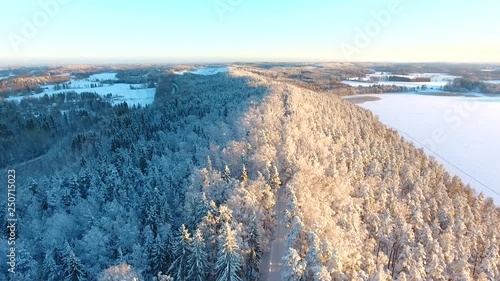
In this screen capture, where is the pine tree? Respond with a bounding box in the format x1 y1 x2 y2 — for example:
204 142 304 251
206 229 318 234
223 165 231 183
99 262 140 281
245 219 262 281
425 240 445 281
62 242 86 281
216 223 242 281
198 207 220 276
408 243 426 280
168 225 193 280
282 247 306 281
240 164 248 183
270 165 281 190
151 230 171 276
397 272 408 281
187 228 208 281
305 231 322 280
206 156 213 172
43 248 63 281
312 265 330 281
477 243 499 280
372 264 391 281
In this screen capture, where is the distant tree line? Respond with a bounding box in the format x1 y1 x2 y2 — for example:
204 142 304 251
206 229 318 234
0 75 70 96
444 78 500 94
388 75 431 82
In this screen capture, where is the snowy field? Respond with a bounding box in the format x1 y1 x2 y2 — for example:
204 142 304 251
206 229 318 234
63 72 118 89
7 83 155 106
342 80 448 89
175 67 230 76
87 72 118 81
6 72 155 106
343 72 460 90
0 74 15 80
349 93 500 204
485 80 500 84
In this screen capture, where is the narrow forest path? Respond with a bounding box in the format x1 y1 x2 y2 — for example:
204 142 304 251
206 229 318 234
260 184 286 280
171 82 179 94
0 153 48 174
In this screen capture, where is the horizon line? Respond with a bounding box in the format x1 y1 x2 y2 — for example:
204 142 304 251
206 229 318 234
1 60 500 68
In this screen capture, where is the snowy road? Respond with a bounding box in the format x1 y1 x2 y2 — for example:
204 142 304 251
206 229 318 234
260 186 286 280
172 82 179 94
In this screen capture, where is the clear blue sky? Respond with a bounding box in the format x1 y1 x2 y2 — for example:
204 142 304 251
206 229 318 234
1 0 499 64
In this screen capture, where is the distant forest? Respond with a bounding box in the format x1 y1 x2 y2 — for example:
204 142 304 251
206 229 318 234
444 78 500 94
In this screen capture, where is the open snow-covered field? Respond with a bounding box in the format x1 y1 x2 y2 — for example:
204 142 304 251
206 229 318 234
6 72 155 106
7 83 155 106
342 80 449 89
87 72 118 81
6 67 232 106
175 67 230 76
343 72 460 90
348 93 500 204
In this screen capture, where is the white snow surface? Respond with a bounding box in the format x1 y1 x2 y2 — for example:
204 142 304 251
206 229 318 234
5 72 154 106
354 93 500 205
342 80 448 89
485 80 500 84
175 67 230 76
0 74 15 80
63 72 118 88
343 72 460 89
87 72 118 81
7 83 155 106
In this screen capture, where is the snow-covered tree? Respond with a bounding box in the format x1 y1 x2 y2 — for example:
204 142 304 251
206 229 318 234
477 243 499 280
282 247 306 281
168 224 193 280
150 226 172 276
305 231 323 279
99 263 139 281
241 164 248 183
187 228 208 281
215 223 242 281
244 219 262 281
270 164 281 190
62 242 86 281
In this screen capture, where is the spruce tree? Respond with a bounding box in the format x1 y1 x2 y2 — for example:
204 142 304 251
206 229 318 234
270 165 281 190
187 228 208 281
168 225 192 280
240 164 248 183
62 242 86 281
216 223 242 281
245 219 262 281
282 247 306 281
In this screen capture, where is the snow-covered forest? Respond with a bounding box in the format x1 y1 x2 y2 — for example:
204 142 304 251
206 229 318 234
0 68 498 280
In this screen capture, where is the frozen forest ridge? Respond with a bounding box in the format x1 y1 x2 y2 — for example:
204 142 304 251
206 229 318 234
0 66 498 280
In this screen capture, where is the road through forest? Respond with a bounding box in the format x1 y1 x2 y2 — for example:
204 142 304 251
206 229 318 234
260 185 286 280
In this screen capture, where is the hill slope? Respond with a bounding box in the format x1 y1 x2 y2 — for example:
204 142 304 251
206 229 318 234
234 68 499 280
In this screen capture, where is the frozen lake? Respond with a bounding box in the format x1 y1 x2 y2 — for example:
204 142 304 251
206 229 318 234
347 93 500 204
